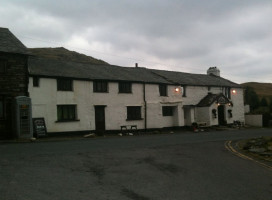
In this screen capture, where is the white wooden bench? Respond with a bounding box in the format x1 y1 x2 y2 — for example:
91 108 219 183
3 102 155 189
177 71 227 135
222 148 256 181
120 125 138 135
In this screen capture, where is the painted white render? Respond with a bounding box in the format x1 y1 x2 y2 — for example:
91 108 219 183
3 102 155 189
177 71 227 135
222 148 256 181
145 84 183 128
29 78 184 132
182 86 245 126
29 76 245 133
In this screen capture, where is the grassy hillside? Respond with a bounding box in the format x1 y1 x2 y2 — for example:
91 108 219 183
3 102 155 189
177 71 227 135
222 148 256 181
241 82 272 100
28 47 109 65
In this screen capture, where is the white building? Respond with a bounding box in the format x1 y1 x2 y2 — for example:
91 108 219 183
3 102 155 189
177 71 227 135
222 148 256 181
28 57 244 134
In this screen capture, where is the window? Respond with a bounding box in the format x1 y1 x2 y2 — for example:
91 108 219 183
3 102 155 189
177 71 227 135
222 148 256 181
225 87 231 98
0 60 7 73
127 106 142 120
182 86 187 97
33 77 40 87
0 97 4 119
93 81 108 93
162 106 174 116
159 84 167 96
119 82 132 93
57 79 73 91
57 105 77 121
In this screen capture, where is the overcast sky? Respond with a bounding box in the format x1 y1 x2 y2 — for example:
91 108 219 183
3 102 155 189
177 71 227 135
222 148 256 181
1 0 272 83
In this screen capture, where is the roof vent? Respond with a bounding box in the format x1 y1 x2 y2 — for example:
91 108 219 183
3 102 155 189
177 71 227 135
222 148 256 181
207 67 220 76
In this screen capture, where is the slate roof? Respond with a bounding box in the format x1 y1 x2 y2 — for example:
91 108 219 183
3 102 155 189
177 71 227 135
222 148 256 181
0 28 28 54
28 56 241 87
28 56 172 84
149 69 241 88
197 93 231 107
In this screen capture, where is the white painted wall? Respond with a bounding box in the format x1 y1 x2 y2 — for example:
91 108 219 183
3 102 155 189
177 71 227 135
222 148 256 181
183 86 244 125
145 84 183 128
29 78 184 132
29 77 245 133
230 88 245 123
195 107 210 124
209 104 219 126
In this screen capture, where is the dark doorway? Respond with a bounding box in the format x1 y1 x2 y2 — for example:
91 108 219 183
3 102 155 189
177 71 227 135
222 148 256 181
218 105 225 125
0 97 13 139
95 106 106 132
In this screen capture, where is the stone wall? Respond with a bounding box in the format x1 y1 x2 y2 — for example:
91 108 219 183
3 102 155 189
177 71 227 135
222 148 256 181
0 52 28 139
0 52 28 96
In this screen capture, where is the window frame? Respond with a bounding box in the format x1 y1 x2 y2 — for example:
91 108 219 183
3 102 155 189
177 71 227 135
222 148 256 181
119 82 132 93
57 105 77 122
127 106 142 120
162 106 174 116
93 81 108 93
0 60 7 73
159 84 167 96
57 78 73 91
33 76 40 87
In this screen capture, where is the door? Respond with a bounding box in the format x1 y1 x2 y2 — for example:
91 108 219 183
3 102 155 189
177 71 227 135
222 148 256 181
95 106 106 132
218 105 225 125
0 97 12 139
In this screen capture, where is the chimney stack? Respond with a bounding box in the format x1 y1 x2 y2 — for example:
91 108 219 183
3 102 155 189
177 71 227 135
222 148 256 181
207 66 220 76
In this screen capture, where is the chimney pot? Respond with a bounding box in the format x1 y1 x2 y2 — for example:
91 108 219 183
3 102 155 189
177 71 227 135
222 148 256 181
135 63 138 67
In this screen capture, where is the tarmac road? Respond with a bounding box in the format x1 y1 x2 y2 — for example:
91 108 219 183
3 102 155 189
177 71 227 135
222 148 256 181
1 128 272 200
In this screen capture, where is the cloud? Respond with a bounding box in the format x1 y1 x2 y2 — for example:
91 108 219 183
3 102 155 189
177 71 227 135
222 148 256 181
1 0 272 83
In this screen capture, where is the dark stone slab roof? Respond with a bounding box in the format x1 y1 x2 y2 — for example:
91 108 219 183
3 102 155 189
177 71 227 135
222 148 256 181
149 69 241 88
0 28 28 54
28 56 241 87
197 93 231 107
28 56 172 84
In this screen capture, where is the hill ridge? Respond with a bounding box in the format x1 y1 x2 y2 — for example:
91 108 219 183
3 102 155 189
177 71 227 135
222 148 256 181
28 47 109 65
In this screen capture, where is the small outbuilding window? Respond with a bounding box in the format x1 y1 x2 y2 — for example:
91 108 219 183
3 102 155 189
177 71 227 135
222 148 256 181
162 106 174 116
127 106 142 120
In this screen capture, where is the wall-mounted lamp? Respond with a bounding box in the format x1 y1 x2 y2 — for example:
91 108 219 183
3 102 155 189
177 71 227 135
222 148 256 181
231 89 237 95
174 86 183 94
175 87 180 92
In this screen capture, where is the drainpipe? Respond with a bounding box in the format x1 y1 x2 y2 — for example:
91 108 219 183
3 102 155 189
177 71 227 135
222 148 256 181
143 83 147 132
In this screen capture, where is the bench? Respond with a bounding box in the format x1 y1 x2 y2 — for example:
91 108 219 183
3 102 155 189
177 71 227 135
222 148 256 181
120 125 138 135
